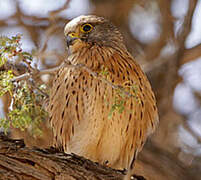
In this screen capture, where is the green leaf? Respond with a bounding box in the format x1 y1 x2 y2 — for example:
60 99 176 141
0 70 14 97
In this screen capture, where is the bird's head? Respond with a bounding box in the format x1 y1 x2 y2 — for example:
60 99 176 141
64 15 125 50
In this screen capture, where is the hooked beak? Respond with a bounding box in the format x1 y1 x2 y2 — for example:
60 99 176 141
66 32 80 47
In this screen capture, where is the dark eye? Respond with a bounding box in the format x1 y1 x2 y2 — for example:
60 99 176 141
83 25 91 32
81 24 93 33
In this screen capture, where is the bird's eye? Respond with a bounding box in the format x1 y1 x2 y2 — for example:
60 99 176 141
80 24 93 33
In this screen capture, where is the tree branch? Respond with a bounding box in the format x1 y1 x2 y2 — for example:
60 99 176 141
0 133 143 180
181 43 201 65
176 0 198 67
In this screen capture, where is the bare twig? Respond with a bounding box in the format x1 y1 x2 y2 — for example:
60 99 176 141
29 80 49 98
61 61 135 98
181 43 201 65
74 63 133 98
49 0 71 20
144 0 174 61
10 63 65 82
176 0 198 67
11 60 135 98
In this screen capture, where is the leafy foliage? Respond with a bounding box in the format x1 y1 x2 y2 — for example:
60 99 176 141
108 91 126 119
0 35 22 67
108 83 140 119
99 67 140 119
0 35 48 135
0 70 14 97
7 82 48 136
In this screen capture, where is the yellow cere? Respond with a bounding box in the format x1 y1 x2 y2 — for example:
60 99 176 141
69 32 80 38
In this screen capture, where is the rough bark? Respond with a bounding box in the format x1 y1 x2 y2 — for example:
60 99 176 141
0 133 144 180
0 132 200 180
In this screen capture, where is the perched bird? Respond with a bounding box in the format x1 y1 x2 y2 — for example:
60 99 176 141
48 15 158 171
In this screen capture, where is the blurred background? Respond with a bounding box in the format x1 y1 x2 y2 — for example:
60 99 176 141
0 0 201 179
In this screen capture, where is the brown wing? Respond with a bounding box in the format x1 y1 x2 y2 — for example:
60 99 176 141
86 46 159 168
114 50 159 150
48 67 81 151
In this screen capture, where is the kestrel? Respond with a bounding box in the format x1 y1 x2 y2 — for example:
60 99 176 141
48 15 159 171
